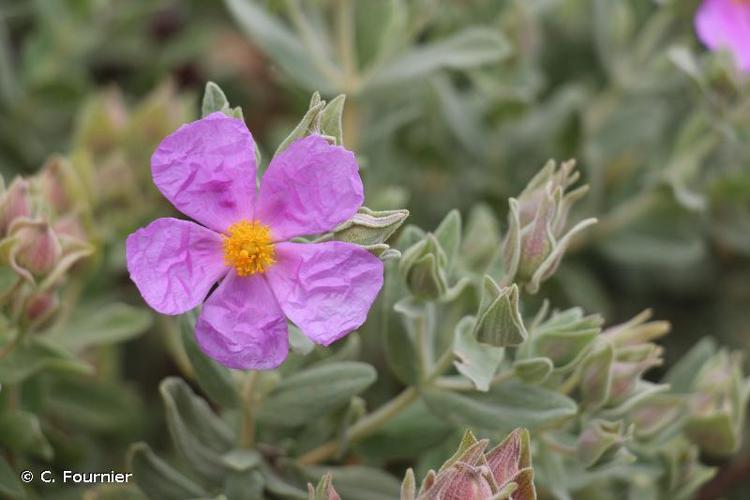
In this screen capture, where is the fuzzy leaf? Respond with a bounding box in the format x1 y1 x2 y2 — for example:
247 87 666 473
513 358 553 385
663 337 716 393
257 362 376 427
202 82 230 117
366 28 511 92
180 311 240 408
160 377 235 484
275 100 326 155
0 456 23 498
47 302 152 351
453 316 505 391
433 209 462 270
0 410 52 460
129 442 208 500
0 337 91 384
423 381 577 431
224 0 336 93
334 207 410 246
320 95 346 145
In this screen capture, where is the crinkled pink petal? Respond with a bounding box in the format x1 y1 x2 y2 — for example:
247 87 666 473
126 218 227 315
256 135 363 240
196 272 289 369
695 0 750 72
266 241 384 346
151 112 258 232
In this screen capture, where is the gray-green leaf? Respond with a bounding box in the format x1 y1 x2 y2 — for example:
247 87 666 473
180 311 240 409
422 380 577 430
334 207 410 246
257 362 376 427
160 377 235 483
47 302 152 351
365 28 511 92
129 442 208 500
224 0 337 93
453 316 504 392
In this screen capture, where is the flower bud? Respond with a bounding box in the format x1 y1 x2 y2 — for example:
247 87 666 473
35 155 86 214
577 419 633 468
23 290 59 328
0 178 32 236
522 306 603 373
74 87 128 155
606 352 662 407
502 160 596 294
53 214 88 241
659 437 716 498
429 463 494 500
399 234 449 300
7 220 62 279
602 309 670 347
474 278 526 347
579 338 615 410
308 472 341 500
415 429 536 500
684 350 748 456
629 394 685 439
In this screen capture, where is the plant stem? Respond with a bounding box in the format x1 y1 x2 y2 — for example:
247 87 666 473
335 0 363 151
335 0 357 83
297 319 460 466
414 310 430 380
240 371 260 448
297 386 418 465
0 326 26 360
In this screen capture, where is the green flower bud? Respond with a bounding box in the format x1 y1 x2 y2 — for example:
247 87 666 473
399 234 449 300
474 277 527 347
576 419 633 469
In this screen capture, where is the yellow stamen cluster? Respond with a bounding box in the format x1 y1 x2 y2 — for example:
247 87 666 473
222 220 275 276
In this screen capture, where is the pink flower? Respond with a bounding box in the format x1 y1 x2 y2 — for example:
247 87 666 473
695 0 750 73
125 112 384 370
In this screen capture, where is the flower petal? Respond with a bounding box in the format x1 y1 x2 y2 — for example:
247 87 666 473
256 135 363 240
196 273 289 370
267 241 384 345
695 0 750 72
151 112 258 232
126 218 227 315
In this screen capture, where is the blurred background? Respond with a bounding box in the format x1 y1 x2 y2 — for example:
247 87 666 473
0 0 748 498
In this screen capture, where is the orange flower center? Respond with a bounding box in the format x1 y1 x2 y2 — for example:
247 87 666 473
222 220 275 276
